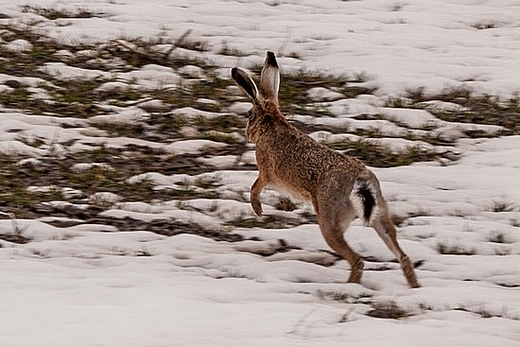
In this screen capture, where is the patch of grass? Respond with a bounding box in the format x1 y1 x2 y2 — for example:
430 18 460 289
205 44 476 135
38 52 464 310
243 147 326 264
0 25 66 71
0 144 228 219
1 23 209 75
490 199 516 212
193 175 222 190
171 29 209 53
0 181 63 218
0 88 30 105
352 121 451 145
142 113 189 139
65 165 125 194
218 42 246 57
494 247 511 256
489 231 507 244
0 214 31 244
103 87 143 104
367 301 410 319
0 29 217 118
195 114 246 133
316 290 373 304
225 213 307 229
391 3 406 11
20 5 103 20
150 75 234 113
406 131 453 146
47 78 109 116
284 51 301 59
95 122 148 139
109 33 210 69
385 97 410 108
201 131 242 145
436 242 476 255
329 139 439 167
391 214 408 227
455 306 502 319
472 21 497 30
405 87 520 135
392 207 433 226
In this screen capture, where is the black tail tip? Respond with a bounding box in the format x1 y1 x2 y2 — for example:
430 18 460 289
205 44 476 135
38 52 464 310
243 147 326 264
266 51 278 68
356 181 376 223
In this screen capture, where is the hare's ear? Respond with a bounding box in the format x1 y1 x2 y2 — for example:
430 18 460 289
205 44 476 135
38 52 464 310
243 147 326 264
231 67 259 103
260 51 280 99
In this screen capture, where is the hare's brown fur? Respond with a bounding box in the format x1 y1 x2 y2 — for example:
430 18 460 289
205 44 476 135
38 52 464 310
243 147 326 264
232 52 420 288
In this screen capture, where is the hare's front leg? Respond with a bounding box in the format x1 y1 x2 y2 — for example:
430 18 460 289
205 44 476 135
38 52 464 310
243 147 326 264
250 176 267 216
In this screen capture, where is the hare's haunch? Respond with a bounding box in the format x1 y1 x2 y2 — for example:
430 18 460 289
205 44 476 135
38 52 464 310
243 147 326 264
231 51 420 288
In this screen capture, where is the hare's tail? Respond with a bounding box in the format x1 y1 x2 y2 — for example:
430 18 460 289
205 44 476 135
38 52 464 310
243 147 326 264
350 176 378 226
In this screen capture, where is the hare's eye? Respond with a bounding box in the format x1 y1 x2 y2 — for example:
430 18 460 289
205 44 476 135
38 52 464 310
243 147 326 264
247 109 253 118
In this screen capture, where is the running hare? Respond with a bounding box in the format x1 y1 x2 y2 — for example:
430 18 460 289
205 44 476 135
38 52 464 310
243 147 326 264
231 51 420 288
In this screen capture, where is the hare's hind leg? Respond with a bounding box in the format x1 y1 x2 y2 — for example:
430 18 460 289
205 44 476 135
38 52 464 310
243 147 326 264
316 201 364 283
371 206 420 288
251 175 267 217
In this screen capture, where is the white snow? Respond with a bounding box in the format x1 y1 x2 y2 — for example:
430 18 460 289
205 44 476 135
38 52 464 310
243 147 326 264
88 107 147 126
4 38 32 52
1 1 520 346
164 139 227 155
117 64 182 90
39 62 109 80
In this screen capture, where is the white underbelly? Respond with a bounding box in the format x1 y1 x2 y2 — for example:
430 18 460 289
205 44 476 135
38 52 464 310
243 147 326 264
267 183 311 202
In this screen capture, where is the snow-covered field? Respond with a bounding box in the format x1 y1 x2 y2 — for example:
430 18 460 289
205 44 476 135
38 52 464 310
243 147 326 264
1 1 519 346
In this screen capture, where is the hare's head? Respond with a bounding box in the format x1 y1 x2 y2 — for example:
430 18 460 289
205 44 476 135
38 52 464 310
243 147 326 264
231 51 282 142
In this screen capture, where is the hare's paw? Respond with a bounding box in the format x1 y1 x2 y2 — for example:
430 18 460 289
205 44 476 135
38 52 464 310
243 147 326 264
251 200 263 217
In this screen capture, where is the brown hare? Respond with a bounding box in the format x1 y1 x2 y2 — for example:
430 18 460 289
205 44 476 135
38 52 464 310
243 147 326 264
231 51 420 288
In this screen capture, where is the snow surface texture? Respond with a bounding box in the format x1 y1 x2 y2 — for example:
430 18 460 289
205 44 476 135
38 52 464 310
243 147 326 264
3 0 520 97
0 1 520 346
